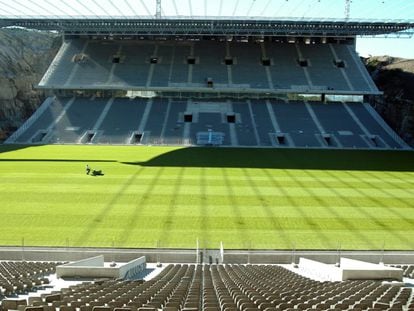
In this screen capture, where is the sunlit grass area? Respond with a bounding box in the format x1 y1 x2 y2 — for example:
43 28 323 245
0 144 413 250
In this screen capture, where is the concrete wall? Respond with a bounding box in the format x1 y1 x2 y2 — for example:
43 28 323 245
298 257 341 281
119 256 146 278
340 258 403 281
56 255 146 279
56 255 115 278
1 247 414 265
342 269 403 281
0 247 197 263
57 265 120 279
297 257 404 281
60 255 104 267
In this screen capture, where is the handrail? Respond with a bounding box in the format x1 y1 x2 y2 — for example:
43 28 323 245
5 96 55 144
39 41 70 86
363 102 411 149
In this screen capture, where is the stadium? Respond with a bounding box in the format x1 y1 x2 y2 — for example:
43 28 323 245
1 0 414 310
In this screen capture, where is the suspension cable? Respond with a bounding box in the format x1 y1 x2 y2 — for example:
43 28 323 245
272 0 289 17
91 0 113 18
260 0 272 16
138 0 153 17
26 0 60 18
232 0 240 17
246 0 256 17
288 0 308 18
3 0 46 17
123 0 139 17
107 0 126 18
73 0 101 18
0 4 19 18
172 0 179 16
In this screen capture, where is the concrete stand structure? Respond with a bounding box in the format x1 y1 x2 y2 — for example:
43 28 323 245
56 255 146 279
298 257 403 281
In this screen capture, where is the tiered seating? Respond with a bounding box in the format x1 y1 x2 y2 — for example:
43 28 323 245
69 41 119 86
27 37 406 149
265 43 308 89
150 43 174 87
161 100 186 145
8 97 408 150
14 97 69 144
346 102 403 149
8 264 414 311
111 42 154 87
96 98 148 145
230 42 268 89
143 98 169 145
169 44 191 85
48 98 107 144
232 101 258 146
331 44 378 93
202 265 220 310
0 261 58 296
192 41 228 86
40 39 376 94
311 101 369 148
298 43 349 91
41 40 85 87
390 265 414 279
270 100 322 147
249 100 276 147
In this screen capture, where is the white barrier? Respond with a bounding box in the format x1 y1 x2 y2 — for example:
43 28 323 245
56 255 146 279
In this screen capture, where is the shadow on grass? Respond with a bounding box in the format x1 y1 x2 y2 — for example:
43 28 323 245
125 147 414 171
0 159 116 163
0 144 37 154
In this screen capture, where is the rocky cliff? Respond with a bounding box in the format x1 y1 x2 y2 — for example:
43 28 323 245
0 28 59 141
365 56 414 147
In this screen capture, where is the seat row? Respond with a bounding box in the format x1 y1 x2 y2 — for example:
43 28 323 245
389 265 414 279
0 261 60 296
2 264 414 311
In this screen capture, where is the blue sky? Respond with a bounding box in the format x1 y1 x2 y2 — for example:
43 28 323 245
0 0 413 58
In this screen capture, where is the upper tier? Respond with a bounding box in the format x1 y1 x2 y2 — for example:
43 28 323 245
38 39 379 95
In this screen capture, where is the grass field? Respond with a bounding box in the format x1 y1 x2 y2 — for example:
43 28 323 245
0 144 414 250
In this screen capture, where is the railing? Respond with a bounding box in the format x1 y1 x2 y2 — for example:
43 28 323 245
363 102 411 149
39 41 70 86
347 46 379 93
4 96 55 144
145 137 194 146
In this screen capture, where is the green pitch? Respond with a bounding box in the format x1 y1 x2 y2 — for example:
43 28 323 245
0 144 413 250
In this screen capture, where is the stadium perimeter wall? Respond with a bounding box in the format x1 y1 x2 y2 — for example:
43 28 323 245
1 247 414 265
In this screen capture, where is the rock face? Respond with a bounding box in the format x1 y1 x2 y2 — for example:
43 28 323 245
365 56 414 147
0 28 59 141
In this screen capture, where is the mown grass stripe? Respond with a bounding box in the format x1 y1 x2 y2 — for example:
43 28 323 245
1 144 414 250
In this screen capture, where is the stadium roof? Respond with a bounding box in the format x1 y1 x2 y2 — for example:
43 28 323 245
0 0 413 37
0 0 414 20
1 17 414 37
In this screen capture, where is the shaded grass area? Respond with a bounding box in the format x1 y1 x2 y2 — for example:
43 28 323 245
136 148 414 171
2 144 414 171
0 144 413 250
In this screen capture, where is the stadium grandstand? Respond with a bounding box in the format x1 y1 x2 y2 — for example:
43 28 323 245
2 0 414 148
1 1 414 311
